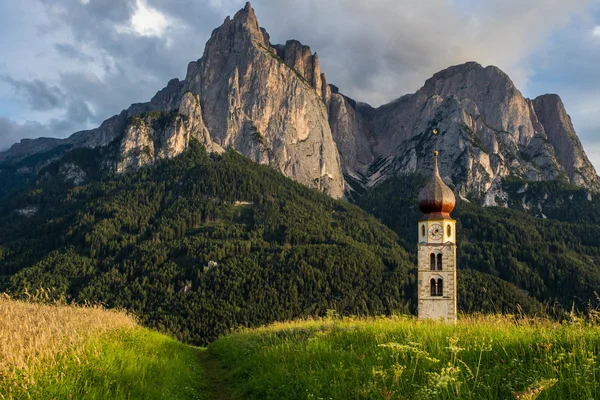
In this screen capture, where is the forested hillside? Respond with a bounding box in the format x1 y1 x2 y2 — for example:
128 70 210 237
0 141 579 345
358 175 600 312
0 142 418 344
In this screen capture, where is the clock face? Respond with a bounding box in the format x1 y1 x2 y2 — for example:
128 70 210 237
428 223 443 240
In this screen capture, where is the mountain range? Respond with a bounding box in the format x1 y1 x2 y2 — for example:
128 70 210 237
3 2 600 343
1 2 597 201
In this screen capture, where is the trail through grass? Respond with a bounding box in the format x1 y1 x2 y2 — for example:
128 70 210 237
198 349 231 400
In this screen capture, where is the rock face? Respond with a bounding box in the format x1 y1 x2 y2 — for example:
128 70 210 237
335 62 600 197
0 3 344 198
116 92 221 173
0 4 597 201
180 4 343 197
532 94 598 189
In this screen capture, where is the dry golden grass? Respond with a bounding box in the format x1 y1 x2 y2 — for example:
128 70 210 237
0 292 136 389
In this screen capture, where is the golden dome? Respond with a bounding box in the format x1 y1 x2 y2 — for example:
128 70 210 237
418 154 455 218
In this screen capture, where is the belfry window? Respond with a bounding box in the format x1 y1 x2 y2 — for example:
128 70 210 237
447 224 451 237
437 278 443 296
430 254 436 270
437 253 442 270
421 224 426 237
430 278 437 296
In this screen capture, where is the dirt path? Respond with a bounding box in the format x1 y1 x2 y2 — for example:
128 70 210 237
197 348 232 400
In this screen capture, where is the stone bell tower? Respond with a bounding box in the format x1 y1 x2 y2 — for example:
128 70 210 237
417 140 457 323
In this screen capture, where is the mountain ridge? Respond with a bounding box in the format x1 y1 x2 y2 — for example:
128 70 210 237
0 2 597 201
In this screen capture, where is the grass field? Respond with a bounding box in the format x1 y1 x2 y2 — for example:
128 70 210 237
208 314 600 400
0 295 209 400
4 296 600 399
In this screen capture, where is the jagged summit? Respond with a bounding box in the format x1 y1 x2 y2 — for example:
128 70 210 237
160 3 346 197
209 1 265 48
0 3 597 202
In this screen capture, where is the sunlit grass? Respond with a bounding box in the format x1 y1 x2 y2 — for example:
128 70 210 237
5 293 600 399
0 295 209 399
209 314 600 399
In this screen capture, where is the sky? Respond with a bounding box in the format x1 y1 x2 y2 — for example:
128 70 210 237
0 0 599 168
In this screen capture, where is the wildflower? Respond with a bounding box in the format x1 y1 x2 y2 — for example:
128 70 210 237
391 363 406 384
427 364 462 395
372 365 387 380
446 337 465 354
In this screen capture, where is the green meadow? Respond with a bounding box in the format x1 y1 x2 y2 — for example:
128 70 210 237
209 314 600 400
3 297 600 399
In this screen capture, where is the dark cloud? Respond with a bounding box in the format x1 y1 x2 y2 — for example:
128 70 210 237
23 0 214 132
54 43 95 63
2 76 66 111
243 0 593 104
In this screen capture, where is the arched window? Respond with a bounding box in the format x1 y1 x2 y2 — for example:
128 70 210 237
430 278 437 296
421 224 426 237
447 224 452 237
437 278 443 296
430 254 436 270
437 253 443 271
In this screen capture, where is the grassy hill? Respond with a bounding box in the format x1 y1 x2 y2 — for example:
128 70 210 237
0 295 208 399
5 297 599 400
0 142 574 347
208 314 600 400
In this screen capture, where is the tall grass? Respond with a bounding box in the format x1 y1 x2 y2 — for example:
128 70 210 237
0 294 209 399
209 314 600 399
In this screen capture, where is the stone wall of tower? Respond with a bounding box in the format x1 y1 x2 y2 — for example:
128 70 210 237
417 241 457 322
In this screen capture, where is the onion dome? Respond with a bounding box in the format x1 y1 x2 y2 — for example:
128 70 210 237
418 152 456 218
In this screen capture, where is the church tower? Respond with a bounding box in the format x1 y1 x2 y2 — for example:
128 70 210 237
417 145 457 323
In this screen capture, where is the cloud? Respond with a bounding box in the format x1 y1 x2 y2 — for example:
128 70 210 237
32 0 593 108
0 117 53 151
238 0 593 105
116 0 170 37
523 9 600 173
0 107 96 152
54 43 95 63
594 26 600 37
2 76 66 111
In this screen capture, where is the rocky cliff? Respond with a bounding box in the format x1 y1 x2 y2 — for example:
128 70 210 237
0 3 344 198
532 94 598 189
0 3 597 201
335 62 599 198
179 4 343 197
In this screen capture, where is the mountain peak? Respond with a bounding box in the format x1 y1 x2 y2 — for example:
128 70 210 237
205 1 265 54
231 1 263 41
1 6 598 201
423 61 515 92
235 1 258 22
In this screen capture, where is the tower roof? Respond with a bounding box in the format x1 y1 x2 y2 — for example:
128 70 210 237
418 152 456 218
